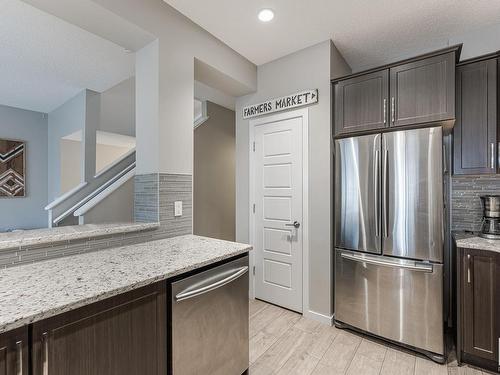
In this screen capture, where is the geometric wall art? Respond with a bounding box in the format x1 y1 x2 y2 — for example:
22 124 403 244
0 139 25 197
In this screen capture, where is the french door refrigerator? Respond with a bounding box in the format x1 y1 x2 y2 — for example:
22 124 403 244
334 126 444 362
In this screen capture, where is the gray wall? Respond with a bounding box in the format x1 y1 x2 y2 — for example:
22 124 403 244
48 91 87 201
100 77 136 137
0 104 48 231
235 40 351 318
450 22 500 61
194 101 235 241
48 85 135 202
89 0 256 176
83 178 134 224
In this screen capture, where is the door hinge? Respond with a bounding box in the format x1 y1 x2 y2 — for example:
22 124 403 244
253 141 255 152
253 266 256 275
253 204 256 213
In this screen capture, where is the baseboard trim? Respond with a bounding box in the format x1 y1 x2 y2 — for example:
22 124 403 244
302 309 334 326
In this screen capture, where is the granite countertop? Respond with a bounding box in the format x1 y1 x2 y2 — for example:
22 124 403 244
0 222 160 251
0 235 252 333
454 232 500 254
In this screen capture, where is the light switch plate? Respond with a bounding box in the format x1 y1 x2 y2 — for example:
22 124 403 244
174 201 183 217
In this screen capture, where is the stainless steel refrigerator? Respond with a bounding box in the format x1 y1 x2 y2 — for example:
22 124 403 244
334 126 444 362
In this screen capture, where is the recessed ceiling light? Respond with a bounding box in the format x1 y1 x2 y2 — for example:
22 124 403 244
258 9 274 22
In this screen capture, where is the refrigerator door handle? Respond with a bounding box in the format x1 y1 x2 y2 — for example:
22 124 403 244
382 147 389 238
374 149 380 237
340 252 434 273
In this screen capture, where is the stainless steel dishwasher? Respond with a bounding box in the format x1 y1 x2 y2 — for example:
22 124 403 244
170 255 249 375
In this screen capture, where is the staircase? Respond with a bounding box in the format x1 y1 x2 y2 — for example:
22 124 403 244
45 149 136 227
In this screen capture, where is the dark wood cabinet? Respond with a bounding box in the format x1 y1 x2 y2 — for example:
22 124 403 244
454 58 498 175
332 46 460 137
457 247 500 372
334 70 389 135
390 52 455 127
0 327 28 375
31 283 167 375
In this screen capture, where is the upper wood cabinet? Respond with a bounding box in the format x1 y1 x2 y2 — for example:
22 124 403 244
458 247 500 371
332 46 459 136
454 58 497 175
31 283 167 375
334 70 389 135
390 52 455 127
0 327 28 375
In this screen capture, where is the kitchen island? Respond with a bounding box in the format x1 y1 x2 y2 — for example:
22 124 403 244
0 235 252 374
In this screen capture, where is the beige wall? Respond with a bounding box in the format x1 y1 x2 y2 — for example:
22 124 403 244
61 138 133 194
60 139 82 195
194 101 235 241
95 143 133 174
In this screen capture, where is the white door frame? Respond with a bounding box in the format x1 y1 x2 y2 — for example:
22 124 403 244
248 107 309 315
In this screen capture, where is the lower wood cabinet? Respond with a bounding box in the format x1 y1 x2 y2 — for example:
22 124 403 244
31 282 166 375
457 247 500 372
0 327 28 375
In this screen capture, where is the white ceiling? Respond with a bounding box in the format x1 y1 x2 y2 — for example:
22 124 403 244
164 0 500 70
0 0 135 113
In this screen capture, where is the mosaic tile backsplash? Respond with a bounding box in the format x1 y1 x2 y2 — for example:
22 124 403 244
451 175 500 232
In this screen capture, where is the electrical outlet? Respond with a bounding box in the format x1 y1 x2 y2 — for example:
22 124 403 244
174 201 183 217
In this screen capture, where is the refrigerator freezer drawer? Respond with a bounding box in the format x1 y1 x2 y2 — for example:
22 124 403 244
335 249 444 355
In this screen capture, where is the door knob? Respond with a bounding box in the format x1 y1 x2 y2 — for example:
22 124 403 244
285 221 301 229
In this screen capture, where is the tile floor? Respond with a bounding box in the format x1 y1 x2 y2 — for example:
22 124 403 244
248 299 494 375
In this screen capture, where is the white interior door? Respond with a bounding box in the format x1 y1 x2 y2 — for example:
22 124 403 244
252 112 303 313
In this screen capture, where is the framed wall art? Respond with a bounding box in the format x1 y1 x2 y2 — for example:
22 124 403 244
0 139 26 198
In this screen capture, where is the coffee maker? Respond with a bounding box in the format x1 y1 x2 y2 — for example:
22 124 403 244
480 195 500 240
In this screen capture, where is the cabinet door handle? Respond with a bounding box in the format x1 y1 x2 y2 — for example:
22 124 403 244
497 142 500 169
383 99 387 124
16 340 22 375
490 143 495 169
467 254 471 284
443 145 448 174
42 332 49 375
391 97 395 124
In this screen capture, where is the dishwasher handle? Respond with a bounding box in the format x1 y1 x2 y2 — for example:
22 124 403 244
175 266 249 302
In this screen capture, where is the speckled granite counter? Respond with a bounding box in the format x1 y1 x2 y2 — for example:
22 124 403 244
454 232 500 254
0 235 251 334
0 222 159 251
